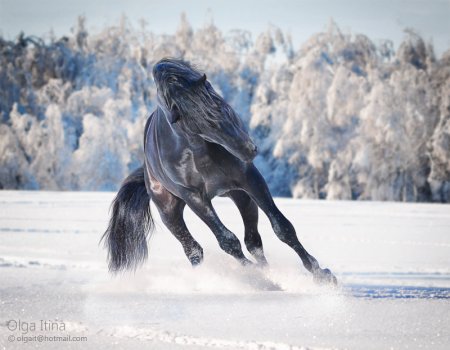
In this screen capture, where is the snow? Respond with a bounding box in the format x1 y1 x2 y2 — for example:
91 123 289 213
1 190 449 349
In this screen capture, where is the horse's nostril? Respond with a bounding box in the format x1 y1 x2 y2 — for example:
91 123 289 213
245 143 258 161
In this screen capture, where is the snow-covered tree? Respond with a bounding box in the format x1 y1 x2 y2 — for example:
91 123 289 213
0 15 449 202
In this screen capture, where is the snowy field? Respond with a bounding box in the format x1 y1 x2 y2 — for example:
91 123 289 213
0 190 449 349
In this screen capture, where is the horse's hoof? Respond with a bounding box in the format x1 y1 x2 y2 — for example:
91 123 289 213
313 268 338 286
190 256 203 267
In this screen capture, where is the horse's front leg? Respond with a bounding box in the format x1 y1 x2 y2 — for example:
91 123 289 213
182 191 252 266
227 190 268 266
241 165 337 285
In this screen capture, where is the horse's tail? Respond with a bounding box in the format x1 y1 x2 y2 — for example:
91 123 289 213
101 166 154 273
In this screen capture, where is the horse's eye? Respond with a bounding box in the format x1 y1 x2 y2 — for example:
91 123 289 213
168 77 178 84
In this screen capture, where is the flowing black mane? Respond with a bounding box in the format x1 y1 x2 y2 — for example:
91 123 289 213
153 58 243 134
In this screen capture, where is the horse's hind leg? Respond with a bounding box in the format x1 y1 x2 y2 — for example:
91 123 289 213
151 186 203 266
228 190 268 266
182 192 252 266
241 165 337 284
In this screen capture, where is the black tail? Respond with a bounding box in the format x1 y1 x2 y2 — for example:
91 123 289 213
101 166 154 272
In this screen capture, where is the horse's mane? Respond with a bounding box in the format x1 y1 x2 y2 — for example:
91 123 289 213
153 58 243 134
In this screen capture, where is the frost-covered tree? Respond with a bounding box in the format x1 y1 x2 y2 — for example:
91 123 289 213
0 16 449 202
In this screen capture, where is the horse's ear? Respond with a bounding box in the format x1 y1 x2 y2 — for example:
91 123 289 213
197 74 207 85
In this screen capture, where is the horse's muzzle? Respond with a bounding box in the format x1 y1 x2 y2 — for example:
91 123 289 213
243 142 258 162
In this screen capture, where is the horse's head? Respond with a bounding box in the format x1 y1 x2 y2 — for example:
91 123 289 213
152 58 257 162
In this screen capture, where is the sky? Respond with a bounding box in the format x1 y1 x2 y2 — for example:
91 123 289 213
0 0 449 56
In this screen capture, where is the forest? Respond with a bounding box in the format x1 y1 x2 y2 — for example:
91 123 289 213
1 15 449 202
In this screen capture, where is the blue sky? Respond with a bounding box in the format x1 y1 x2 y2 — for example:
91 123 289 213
0 0 449 56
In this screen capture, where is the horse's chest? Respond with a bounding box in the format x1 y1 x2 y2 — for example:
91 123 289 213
195 156 236 195
173 150 230 194
173 149 203 183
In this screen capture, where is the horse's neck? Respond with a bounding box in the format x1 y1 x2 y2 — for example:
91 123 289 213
155 108 205 150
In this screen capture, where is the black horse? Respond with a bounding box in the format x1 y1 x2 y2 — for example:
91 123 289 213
103 58 337 285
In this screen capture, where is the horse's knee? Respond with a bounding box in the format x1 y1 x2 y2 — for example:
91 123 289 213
218 232 243 255
272 216 297 245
